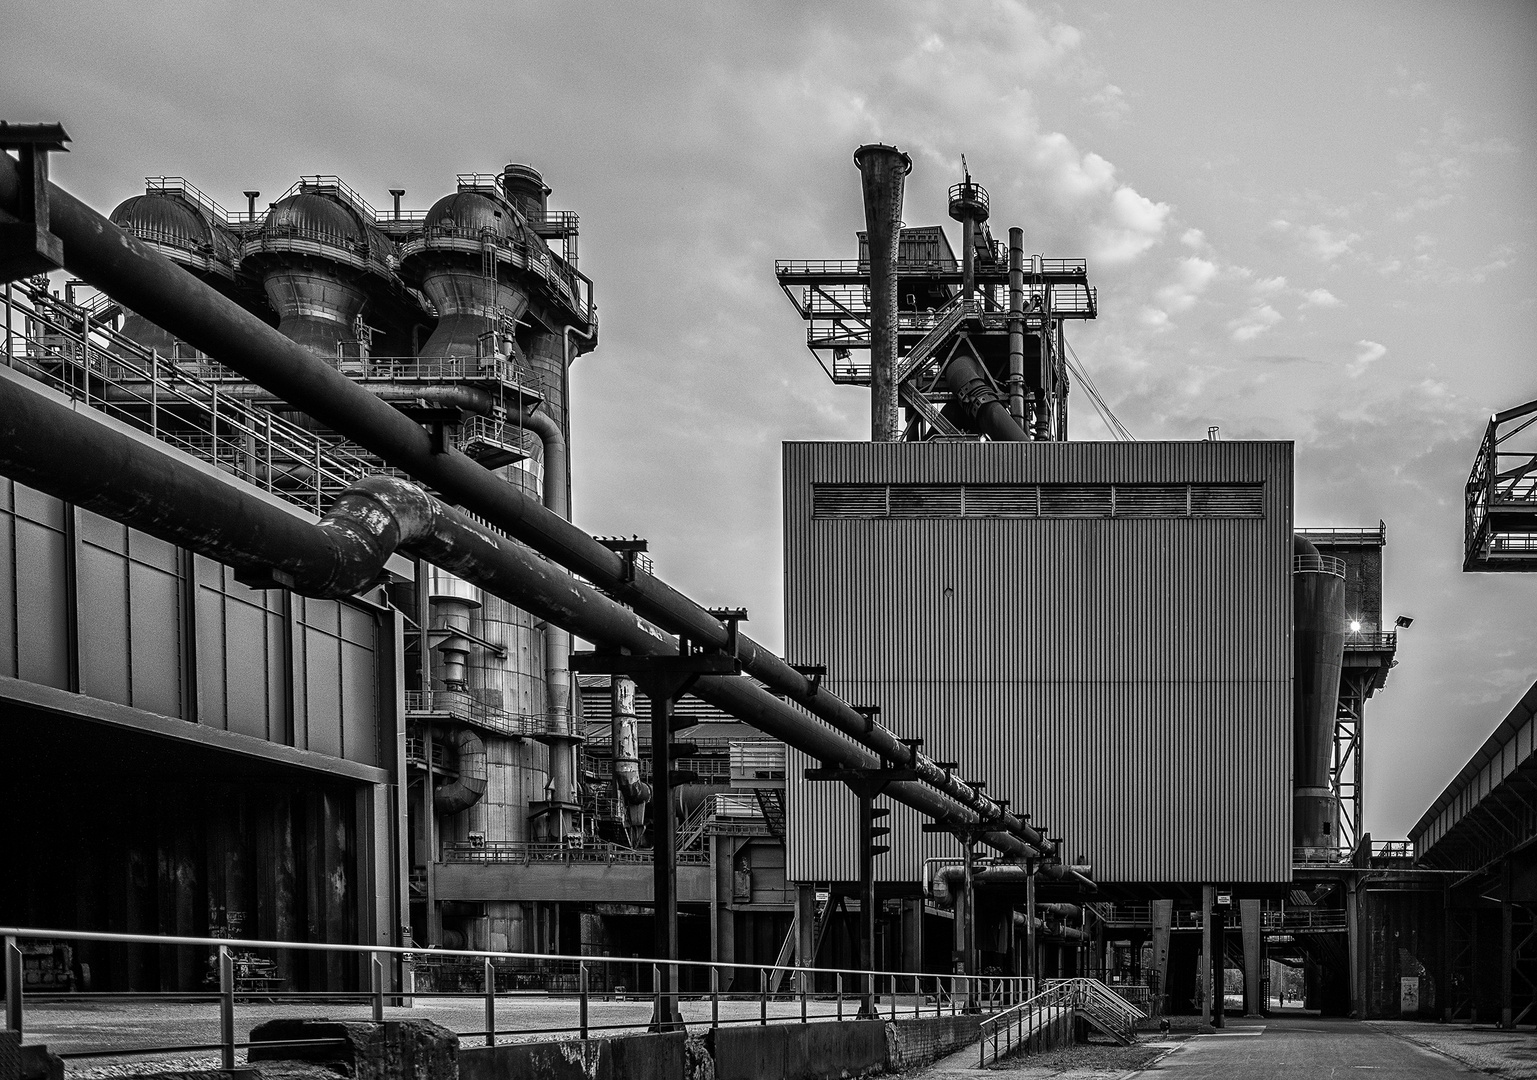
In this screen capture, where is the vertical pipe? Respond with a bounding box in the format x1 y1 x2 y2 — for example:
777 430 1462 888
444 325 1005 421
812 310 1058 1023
1002 230 1026 433
651 690 679 1029
963 841 977 1011
1025 868 1037 987
1502 858 1514 1028
853 144 912 443
858 791 877 1017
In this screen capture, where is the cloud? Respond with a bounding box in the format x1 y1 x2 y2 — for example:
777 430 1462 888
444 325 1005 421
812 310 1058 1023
1271 219 1361 262
1349 340 1387 376
1179 228 1206 249
1093 185 1170 264
1301 288 1342 309
1155 256 1217 313
1253 275 1288 294
1230 304 1283 342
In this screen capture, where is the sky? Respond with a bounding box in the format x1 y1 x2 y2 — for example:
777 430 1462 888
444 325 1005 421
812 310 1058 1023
6 1 1535 839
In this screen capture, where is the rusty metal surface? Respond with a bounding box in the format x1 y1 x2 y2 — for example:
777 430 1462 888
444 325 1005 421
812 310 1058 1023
783 439 1294 885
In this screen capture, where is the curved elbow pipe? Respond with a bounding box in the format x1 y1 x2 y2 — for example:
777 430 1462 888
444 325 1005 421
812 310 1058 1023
433 726 488 814
943 348 1031 442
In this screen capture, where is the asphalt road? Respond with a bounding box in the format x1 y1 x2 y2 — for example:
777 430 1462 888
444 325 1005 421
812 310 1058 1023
1143 1016 1482 1078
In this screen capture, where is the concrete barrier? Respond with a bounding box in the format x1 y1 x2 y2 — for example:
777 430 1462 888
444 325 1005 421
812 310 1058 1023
884 1015 984 1072
460 1032 688 1080
710 1021 887 1080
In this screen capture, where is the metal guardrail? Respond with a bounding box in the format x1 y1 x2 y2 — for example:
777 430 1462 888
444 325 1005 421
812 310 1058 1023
1293 553 1346 576
1 280 382 516
978 978 1143 1065
0 927 1029 1063
1344 631 1397 651
439 839 711 866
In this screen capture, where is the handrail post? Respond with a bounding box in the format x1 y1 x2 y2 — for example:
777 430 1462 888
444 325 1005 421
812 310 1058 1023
836 972 843 1021
800 970 807 1024
4 936 21 1034
579 962 589 1039
888 973 896 1020
371 952 385 1021
653 964 662 1030
218 945 235 1070
484 958 496 1047
711 966 719 1031
760 967 768 1025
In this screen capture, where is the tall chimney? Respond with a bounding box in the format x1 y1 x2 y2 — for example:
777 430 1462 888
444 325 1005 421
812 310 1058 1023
853 144 911 442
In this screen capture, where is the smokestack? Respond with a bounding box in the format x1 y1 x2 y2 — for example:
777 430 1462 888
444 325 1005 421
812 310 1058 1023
853 143 911 442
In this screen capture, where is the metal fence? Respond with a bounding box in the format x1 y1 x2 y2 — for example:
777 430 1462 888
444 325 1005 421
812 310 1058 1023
1 927 1030 1066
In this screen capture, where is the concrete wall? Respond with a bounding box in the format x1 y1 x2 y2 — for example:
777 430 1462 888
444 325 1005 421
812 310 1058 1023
461 1032 686 1080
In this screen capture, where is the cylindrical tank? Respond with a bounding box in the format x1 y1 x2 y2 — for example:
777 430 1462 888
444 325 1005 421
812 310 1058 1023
243 190 395 364
403 188 530 362
501 164 550 224
1293 534 1346 851
523 330 568 437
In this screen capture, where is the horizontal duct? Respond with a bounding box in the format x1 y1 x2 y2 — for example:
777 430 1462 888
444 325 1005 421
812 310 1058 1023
813 483 1266 520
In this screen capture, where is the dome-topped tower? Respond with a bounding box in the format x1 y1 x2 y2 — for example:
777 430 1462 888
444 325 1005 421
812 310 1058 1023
399 178 533 363
242 178 402 364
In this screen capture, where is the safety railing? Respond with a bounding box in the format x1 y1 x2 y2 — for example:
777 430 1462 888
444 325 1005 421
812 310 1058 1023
1344 631 1397 652
1 279 384 517
0 927 1030 1066
1293 553 1346 576
439 839 712 865
405 690 551 740
978 978 1142 1065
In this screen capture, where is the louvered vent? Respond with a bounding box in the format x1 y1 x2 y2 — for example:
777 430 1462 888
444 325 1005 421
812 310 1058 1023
813 485 888 517
1191 485 1264 517
889 485 964 516
962 486 1038 517
812 482 1264 519
1039 486 1114 517
1115 486 1189 517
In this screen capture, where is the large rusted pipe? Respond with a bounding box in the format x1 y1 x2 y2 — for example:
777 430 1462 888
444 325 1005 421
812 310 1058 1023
0 156 1052 859
853 143 911 443
0 365 1040 859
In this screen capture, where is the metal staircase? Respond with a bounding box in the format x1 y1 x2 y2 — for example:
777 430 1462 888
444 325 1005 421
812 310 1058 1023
979 978 1145 1065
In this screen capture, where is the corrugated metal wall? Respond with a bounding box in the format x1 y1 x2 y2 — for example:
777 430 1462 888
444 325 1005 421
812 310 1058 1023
783 440 1293 885
0 477 385 768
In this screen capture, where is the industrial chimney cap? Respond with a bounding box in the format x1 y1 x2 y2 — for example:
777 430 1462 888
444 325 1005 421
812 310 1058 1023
853 143 912 174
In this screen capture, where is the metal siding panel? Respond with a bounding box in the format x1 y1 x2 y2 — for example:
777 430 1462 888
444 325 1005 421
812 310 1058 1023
127 557 183 717
784 440 1292 885
0 480 15 679
76 535 132 706
13 495 70 689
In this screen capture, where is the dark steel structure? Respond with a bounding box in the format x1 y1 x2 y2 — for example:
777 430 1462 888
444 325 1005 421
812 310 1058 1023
1466 398 1537 571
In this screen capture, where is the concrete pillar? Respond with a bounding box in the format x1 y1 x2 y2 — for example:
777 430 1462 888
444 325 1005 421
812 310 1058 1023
797 885 816 968
1503 858 1514 1029
1200 885 1213 1026
1345 877 1361 1017
902 897 924 977
1241 898 1263 1017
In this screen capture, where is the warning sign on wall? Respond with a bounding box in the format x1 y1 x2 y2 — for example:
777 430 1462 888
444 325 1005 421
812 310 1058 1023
1400 976 1420 1014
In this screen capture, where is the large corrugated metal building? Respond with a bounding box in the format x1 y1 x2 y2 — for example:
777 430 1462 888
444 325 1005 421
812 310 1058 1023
784 439 1294 888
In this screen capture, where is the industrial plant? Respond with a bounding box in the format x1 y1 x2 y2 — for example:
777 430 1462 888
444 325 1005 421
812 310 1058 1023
1 122 1535 1067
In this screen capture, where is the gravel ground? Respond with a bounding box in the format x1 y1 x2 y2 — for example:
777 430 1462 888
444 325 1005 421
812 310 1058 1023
1370 1020 1537 1079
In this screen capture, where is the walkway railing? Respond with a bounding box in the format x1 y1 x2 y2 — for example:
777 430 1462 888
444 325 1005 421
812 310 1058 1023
1 927 1030 1067
978 978 1144 1065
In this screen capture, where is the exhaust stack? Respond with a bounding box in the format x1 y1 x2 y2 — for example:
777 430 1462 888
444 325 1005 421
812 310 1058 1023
853 143 912 442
